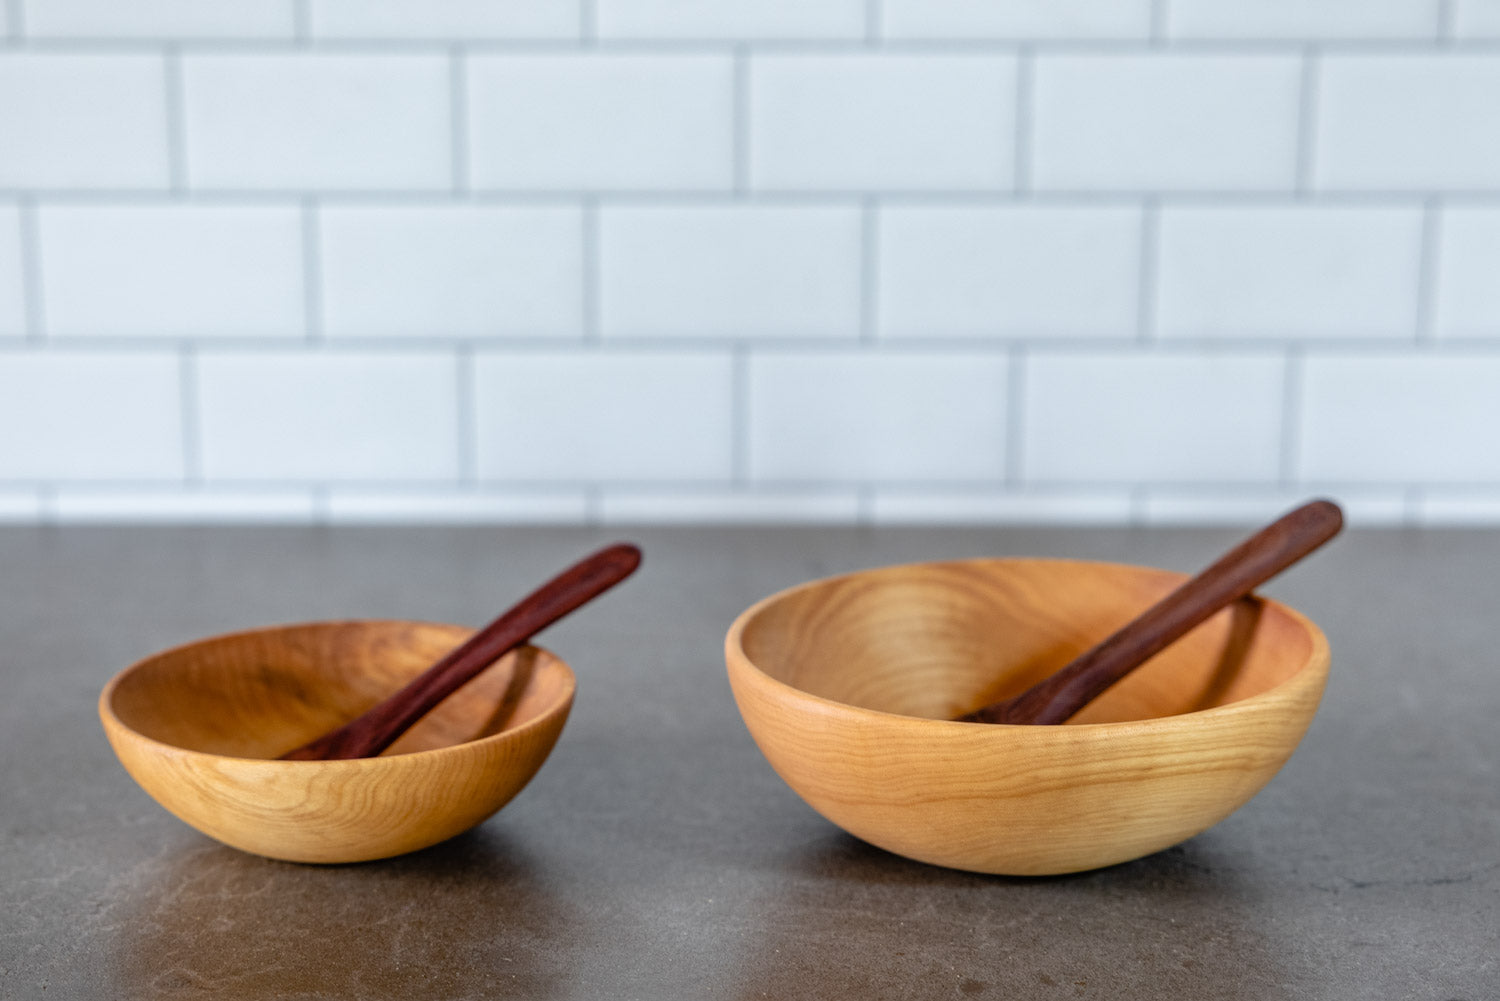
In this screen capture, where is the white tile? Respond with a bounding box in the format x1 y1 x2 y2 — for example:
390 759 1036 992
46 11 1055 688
1317 55 1500 190
309 0 577 38
0 489 42 520
1156 206 1422 339
182 54 450 191
878 205 1139 339
39 204 304 338
599 0 863 38
0 205 23 338
0 54 169 189
1141 488 1408 527
1416 489 1500 525
197 351 459 481
599 205 860 339
0 492 40 525
599 488 860 524
1032 54 1300 191
871 488 1133 525
1433 206 1500 338
1298 353 1500 481
1166 0 1440 38
750 54 1014 191
53 488 316 522
748 351 1008 481
23 0 295 37
325 489 588 523
1453 0 1500 36
468 54 733 191
474 351 733 481
320 206 581 339
1023 352 1284 482
883 0 1151 38
0 351 182 479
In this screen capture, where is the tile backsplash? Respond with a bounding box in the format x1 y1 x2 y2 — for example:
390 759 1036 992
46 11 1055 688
3 0 1500 525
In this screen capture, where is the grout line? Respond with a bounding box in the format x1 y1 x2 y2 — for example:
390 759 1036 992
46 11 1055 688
0 188 1474 205
300 198 323 341
4 0 22 38
16 333 1498 354
580 0 598 44
1415 196 1443 342
37 485 58 526
1150 0 1170 43
859 197 878 343
1295 47 1321 196
865 0 882 43
1005 346 1026 485
18 197 46 342
1013 46 1033 193
731 345 750 485
456 345 477 483
179 346 202 482
1438 0 1458 42
1128 484 1150 525
1135 197 1160 342
12 37 1500 55
1279 347 1304 486
732 45 750 195
311 485 330 524
582 197 600 342
293 0 311 43
1404 485 1423 524
583 485 603 525
164 45 188 194
855 484 875 525
450 45 469 194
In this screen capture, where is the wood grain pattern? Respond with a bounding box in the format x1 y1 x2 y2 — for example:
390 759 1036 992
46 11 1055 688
725 558 1329 876
99 620 574 864
283 542 638 760
961 499 1342 724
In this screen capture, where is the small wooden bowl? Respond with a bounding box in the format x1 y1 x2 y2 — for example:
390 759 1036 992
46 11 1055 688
726 558 1329 876
99 620 574 864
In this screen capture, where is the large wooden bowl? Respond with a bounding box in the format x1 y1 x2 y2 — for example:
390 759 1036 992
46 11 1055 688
100 620 574 864
725 558 1329 876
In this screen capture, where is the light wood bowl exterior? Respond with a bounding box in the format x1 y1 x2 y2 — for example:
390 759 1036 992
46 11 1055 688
726 558 1330 876
100 620 574 864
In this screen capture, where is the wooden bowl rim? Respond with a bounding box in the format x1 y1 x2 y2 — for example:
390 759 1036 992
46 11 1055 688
99 618 577 767
725 555 1330 734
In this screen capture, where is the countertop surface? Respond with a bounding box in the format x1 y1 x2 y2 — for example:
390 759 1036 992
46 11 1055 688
1 525 1496 1000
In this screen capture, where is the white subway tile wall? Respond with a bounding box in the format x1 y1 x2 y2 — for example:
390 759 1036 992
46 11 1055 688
600 204 861 339
878 205 1140 338
466 54 733 190
39 204 305 337
1030 54 1302 192
1154 205 1423 339
0 204 23 337
319 205 582 338
1 2 1498 525
749 54 1015 191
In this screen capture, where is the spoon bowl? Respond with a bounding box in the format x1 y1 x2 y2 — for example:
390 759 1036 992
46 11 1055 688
100 619 574 863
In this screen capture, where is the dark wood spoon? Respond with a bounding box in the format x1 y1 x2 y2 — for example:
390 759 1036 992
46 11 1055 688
282 542 642 760
957 499 1343 726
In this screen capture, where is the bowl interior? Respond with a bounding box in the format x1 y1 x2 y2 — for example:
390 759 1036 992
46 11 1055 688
738 558 1317 724
107 621 572 759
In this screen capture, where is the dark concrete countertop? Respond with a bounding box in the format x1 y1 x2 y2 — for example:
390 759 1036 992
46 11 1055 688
2 525 1496 1000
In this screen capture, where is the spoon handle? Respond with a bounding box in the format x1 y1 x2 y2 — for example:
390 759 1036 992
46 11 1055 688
959 499 1343 726
282 542 642 761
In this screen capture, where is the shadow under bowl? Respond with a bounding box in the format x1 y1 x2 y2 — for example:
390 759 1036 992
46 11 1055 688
725 557 1329 876
100 620 574 864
